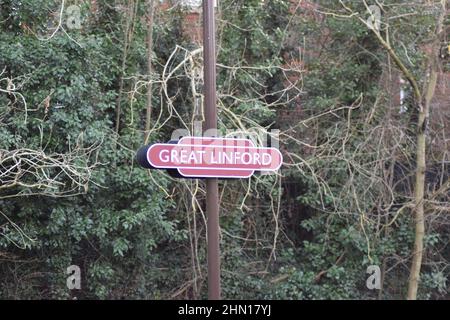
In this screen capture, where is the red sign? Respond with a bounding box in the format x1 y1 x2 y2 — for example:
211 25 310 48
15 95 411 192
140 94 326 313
138 137 283 179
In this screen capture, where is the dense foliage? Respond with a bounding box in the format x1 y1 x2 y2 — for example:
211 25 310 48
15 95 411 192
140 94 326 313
0 0 448 299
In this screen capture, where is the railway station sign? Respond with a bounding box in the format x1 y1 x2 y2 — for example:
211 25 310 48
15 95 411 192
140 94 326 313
137 137 283 179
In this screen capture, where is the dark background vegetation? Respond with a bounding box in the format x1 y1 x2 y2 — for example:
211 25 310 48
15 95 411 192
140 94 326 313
0 0 448 299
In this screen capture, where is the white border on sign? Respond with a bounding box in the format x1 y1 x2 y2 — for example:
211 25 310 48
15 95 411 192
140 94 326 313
146 144 283 171
177 169 255 179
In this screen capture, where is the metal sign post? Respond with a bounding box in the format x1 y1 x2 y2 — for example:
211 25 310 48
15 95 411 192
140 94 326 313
202 0 221 300
135 0 283 301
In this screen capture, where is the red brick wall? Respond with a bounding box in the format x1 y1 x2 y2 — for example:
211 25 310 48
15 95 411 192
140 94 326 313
157 1 202 43
182 11 202 44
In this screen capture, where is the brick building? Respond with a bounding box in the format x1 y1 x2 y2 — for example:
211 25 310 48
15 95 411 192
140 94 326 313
158 0 449 134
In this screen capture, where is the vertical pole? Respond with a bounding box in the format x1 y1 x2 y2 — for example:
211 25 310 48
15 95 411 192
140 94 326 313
203 0 221 300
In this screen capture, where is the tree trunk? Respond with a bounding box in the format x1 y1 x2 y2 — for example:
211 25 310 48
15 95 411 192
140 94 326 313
364 0 446 299
407 65 438 300
115 0 137 135
407 0 445 298
145 0 156 143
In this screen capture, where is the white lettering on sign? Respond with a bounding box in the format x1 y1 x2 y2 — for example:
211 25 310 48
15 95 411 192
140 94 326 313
157 149 274 166
262 153 272 166
242 153 251 165
180 149 188 163
171 149 179 163
160 149 170 163
253 153 260 165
